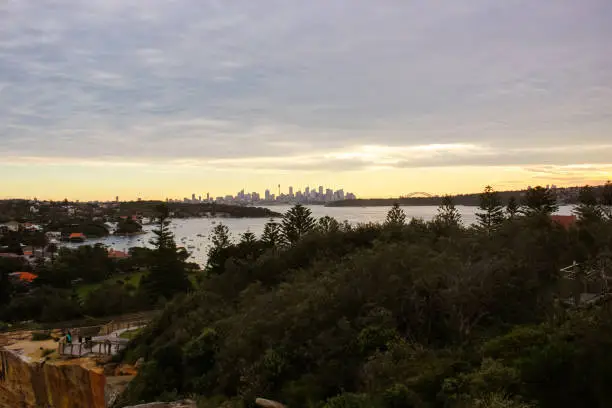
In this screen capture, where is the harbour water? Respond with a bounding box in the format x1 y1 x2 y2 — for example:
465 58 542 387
63 205 574 266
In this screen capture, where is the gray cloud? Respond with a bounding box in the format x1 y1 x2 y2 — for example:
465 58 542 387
1 0 611 169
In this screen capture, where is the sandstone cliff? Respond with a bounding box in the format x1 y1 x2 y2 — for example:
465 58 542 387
0 349 106 408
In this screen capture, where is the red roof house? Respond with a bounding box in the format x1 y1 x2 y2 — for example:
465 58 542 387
108 249 129 259
68 232 86 242
9 272 38 283
551 215 577 229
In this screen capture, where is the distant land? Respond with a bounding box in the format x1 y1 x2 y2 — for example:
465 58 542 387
326 184 609 207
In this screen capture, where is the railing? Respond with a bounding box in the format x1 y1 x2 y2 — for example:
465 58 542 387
58 339 128 357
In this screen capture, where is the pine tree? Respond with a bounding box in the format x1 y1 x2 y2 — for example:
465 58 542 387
281 204 316 245
142 204 191 301
434 195 462 227
506 196 519 219
261 219 282 247
573 185 603 223
476 186 505 232
520 186 559 216
317 215 341 234
240 231 257 245
205 223 233 274
385 203 407 226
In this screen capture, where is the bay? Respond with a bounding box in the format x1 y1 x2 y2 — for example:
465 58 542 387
63 205 574 266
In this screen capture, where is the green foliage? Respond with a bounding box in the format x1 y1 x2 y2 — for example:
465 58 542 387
116 218 144 234
37 244 115 287
385 203 407 226
434 195 462 229
114 197 612 408
521 186 558 216
281 204 316 245
323 393 373 408
602 181 612 219
506 196 519 219
476 186 505 233
261 219 282 247
31 331 52 341
141 204 192 301
573 185 604 224
318 216 342 234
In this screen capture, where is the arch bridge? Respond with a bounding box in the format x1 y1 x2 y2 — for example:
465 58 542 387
400 192 433 198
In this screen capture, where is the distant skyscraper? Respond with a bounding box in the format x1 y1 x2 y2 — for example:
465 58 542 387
192 193 196 202
289 186 294 197
305 186 310 196
265 189 271 201
318 186 323 196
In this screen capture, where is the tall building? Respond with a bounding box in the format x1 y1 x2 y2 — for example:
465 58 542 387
305 186 310 196
265 189 271 201
318 186 323 196
289 186 294 197
192 193 196 202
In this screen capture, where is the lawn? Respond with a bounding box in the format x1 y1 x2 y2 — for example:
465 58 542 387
76 270 201 299
119 328 143 340
76 272 145 299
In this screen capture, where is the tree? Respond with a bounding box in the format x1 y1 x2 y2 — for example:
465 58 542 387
46 242 58 263
141 204 191 301
476 186 505 233
602 181 612 219
573 185 603 223
506 196 519 219
0 266 13 307
520 186 558 216
281 204 316 245
385 203 406 226
434 195 462 228
261 219 282 247
318 216 341 234
206 223 233 274
240 231 257 245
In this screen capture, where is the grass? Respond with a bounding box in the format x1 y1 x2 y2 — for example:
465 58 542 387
119 328 143 340
76 270 201 299
31 331 52 341
76 272 145 299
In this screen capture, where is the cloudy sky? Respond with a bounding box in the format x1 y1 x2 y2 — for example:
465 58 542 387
1 0 611 200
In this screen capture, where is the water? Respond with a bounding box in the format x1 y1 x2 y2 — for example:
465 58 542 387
63 205 574 266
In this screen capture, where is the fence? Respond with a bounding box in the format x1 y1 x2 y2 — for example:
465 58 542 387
58 339 128 357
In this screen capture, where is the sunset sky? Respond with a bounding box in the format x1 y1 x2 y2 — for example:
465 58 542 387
1 1 611 200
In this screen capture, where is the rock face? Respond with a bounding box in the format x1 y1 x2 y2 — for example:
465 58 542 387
121 400 197 408
0 349 106 408
255 398 286 408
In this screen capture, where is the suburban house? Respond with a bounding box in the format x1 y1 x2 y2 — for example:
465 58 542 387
8 272 38 284
68 232 86 242
0 221 20 232
108 249 130 260
551 215 577 229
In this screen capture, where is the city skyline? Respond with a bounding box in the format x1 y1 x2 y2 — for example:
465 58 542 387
1 1 611 199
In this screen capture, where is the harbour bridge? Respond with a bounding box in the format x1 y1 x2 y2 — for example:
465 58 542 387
400 192 433 198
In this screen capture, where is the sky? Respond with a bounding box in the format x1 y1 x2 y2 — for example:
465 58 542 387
1 0 611 200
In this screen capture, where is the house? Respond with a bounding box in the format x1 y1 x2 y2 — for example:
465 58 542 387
108 249 130 260
23 223 43 232
0 253 22 259
8 272 38 284
551 215 577 229
68 232 86 242
1 221 20 232
46 231 62 240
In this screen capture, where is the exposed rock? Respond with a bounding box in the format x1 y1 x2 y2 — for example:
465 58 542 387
255 398 286 408
0 349 106 408
134 357 145 368
121 400 196 408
